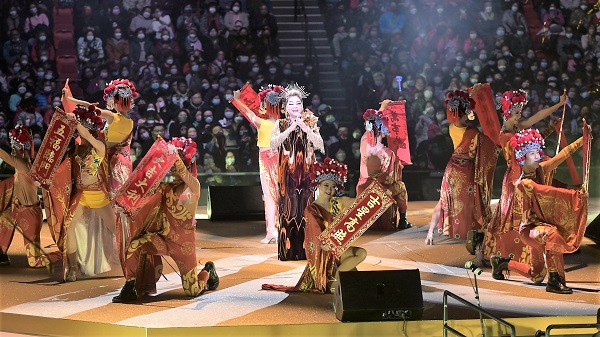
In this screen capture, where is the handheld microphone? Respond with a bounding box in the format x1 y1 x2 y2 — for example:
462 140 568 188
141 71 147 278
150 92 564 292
465 260 483 276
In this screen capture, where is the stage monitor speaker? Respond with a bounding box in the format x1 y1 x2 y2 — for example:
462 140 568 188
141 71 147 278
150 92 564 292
207 185 264 221
585 214 600 245
333 269 424 322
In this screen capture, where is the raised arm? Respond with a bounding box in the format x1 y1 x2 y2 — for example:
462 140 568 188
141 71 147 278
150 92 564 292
62 87 115 124
0 148 29 173
76 124 105 158
173 157 201 199
541 137 583 173
232 89 262 128
518 93 566 129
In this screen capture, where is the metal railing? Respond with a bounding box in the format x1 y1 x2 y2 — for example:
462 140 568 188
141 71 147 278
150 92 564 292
544 308 600 336
443 290 516 337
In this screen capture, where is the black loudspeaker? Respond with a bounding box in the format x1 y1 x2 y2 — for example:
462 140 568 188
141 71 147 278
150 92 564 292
585 214 600 245
207 185 264 221
333 269 424 322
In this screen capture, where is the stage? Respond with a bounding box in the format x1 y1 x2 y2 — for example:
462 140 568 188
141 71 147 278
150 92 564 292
1 200 599 337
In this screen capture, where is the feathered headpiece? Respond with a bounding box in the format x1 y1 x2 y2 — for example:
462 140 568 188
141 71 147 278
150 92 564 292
73 104 105 135
9 124 33 158
257 84 286 119
363 109 390 136
309 157 348 193
445 89 475 123
169 137 198 169
103 79 139 110
283 82 310 102
510 128 545 166
500 89 528 121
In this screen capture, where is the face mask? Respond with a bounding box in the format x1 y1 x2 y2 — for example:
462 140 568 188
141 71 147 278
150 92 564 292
433 77 442 84
479 54 487 61
551 95 560 103
269 68 277 74
566 33 573 39
574 52 581 58
223 111 234 119
209 31 218 38
192 65 199 72
486 77 493 83
497 30 504 37
178 116 187 123
512 6 518 12
151 83 160 90
138 34 145 40
113 8 120 15
252 67 260 73
568 92 576 99
473 66 481 72
226 157 235 165
53 101 61 106
325 115 336 123
140 132 150 139
336 153 346 161
37 71 45 78
170 69 178 75
540 62 548 68
212 98 221 105
503 51 510 56
456 56 464 62
10 11 17 17
353 149 360 158
312 99 320 106
485 6 492 13
283 69 292 76
39 35 47 42
202 83 210 90
470 78 478 84
516 31 524 36
409 8 417 14
25 120 32 127
0 132 6 139
44 86 51 92
100 72 108 78
211 84 219 90
209 7 217 14
424 90 433 99
498 65 507 71
470 33 477 39
234 116 244 123
515 62 523 69
40 56 48 62
34 138 42 146
453 66 461 73
162 35 170 41
225 94 233 101
349 33 357 38
204 158 213 166
374 80 384 86
30 8 38 14
232 6 240 12
18 87 26 94
531 66 538 72
460 72 468 79
166 58 174 65
87 35 94 41
436 8 443 14
143 12 151 19
581 92 589 98
146 119 155 125
115 33 122 39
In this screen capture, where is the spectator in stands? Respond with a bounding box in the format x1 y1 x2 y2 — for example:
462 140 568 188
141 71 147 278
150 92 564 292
569 3 592 33
4 6 23 40
230 27 253 63
101 4 128 34
77 28 105 69
151 7 174 40
581 24 600 56
75 5 102 37
463 30 485 58
200 2 225 37
176 4 200 34
224 1 249 33
183 28 204 56
130 28 154 67
23 2 49 40
205 124 227 169
379 1 405 36
250 3 278 38
502 2 528 35
30 30 54 63
106 28 130 71
557 26 583 65
478 1 501 40
205 27 228 61
168 109 190 138
543 3 565 33
3 30 29 67
129 6 153 34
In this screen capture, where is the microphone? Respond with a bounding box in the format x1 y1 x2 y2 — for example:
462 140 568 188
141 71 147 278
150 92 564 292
465 260 483 276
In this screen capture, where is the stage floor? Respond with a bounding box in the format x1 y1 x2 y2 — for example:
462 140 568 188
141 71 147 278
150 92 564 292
1 200 599 336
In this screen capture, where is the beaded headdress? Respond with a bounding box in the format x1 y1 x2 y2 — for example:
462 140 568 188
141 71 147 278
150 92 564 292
103 79 139 110
510 128 545 166
445 89 475 123
169 137 198 169
500 89 528 121
257 84 287 119
363 108 390 137
309 157 348 192
283 82 310 102
9 124 33 158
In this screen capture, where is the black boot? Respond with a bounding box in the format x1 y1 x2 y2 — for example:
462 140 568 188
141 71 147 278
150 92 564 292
112 280 138 303
203 261 219 290
0 251 9 266
490 256 511 280
546 272 572 294
466 230 485 255
398 212 412 230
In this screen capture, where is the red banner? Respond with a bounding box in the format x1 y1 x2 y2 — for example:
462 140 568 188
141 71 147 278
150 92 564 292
383 101 411 164
472 83 501 147
115 138 178 216
318 181 394 259
29 108 78 189
229 83 260 129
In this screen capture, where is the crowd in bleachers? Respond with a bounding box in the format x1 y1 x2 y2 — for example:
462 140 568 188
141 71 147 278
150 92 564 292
0 0 598 189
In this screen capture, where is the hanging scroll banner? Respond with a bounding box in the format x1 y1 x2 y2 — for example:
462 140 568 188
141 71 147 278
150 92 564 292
115 137 178 216
383 101 412 164
318 181 394 259
29 108 78 189
472 83 501 147
229 83 260 129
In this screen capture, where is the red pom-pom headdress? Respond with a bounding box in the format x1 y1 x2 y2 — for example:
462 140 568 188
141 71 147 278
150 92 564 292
169 137 198 169
309 157 348 193
363 109 390 136
445 89 476 123
257 84 287 119
9 124 33 158
103 79 139 110
73 104 105 134
500 89 528 121
510 128 545 166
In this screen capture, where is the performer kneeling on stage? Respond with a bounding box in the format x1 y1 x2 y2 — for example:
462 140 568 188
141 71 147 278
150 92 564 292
262 158 366 293
491 127 590 294
113 138 218 303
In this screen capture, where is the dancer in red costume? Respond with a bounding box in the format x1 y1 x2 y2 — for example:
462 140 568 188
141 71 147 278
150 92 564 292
262 157 366 293
425 87 498 267
484 89 567 264
112 138 219 303
0 125 55 267
490 127 590 294
357 100 410 230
